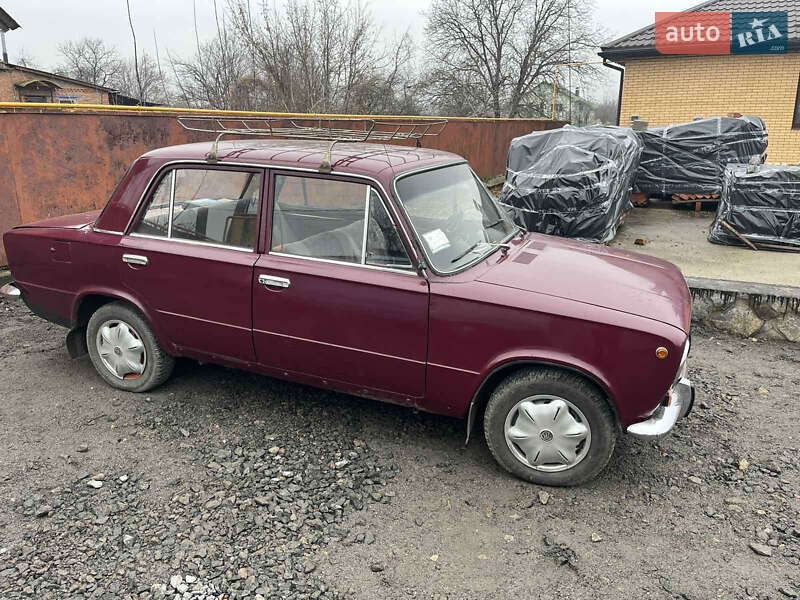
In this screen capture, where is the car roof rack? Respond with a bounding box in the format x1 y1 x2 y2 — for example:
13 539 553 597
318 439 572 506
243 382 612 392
176 116 448 172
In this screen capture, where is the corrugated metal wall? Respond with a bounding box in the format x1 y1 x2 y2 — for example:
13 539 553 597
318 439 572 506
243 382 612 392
0 105 564 264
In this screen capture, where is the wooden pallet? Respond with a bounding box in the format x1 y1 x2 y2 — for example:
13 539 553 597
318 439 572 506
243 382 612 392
671 192 720 212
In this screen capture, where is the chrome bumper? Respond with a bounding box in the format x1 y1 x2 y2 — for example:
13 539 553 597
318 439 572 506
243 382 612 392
0 283 21 299
627 376 695 440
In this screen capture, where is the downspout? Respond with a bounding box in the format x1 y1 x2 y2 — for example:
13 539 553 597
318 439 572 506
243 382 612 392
1 31 8 64
602 59 625 126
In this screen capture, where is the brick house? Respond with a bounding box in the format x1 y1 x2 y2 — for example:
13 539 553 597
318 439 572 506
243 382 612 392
599 0 800 163
0 62 113 104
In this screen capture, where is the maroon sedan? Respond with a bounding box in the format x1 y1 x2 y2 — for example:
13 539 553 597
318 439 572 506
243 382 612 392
1 139 693 486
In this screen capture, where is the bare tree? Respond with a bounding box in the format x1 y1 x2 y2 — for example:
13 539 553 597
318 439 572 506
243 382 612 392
169 0 270 110
170 34 255 110
423 0 601 117
424 66 491 116
14 48 39 69
168 0 421 113
225 0 416 114
55 35 167 104
115 54 166 104
56 37 122 87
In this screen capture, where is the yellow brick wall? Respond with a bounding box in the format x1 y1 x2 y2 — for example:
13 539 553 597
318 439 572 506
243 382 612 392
0 67 108 105
620 54 800 164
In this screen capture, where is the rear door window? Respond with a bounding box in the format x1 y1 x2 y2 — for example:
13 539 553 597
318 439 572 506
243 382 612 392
134 172 172 237
134 168 261 250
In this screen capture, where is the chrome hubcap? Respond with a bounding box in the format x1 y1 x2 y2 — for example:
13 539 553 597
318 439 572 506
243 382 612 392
504 395 591 472
96 319 146 380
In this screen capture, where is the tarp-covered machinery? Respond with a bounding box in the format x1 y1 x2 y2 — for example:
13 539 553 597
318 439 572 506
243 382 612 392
635 116 768 196
708 163 800 250
498 125 643 243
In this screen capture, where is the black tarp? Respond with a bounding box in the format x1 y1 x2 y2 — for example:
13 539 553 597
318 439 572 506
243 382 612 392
497 125 643 243
635 116 767 196
708 164 800 249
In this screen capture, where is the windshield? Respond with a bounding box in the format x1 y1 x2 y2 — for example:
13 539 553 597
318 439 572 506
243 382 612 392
395 163 516 272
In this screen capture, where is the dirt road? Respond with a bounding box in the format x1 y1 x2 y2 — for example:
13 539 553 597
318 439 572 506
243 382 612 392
0 297 798 600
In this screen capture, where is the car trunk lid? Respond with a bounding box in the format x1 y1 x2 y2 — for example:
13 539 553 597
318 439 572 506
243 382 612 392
13 210 101 230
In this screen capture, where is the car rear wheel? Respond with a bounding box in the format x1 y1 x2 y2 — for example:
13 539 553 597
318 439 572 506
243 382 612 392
86 302 174 392
484 368 617 486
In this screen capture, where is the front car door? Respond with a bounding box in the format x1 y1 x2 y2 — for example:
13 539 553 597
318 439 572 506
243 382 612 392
120 164 262 365
252 171 429 401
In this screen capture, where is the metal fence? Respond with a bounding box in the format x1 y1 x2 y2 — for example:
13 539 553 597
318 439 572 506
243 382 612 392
0 103 564 264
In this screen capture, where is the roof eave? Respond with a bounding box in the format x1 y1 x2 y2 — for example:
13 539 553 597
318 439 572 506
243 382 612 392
598 47 661 61
0 7 20 32
4 63 114 92
599 39 800 62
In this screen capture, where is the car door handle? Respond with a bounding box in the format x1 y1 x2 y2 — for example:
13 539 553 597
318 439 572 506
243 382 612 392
122 254 149 266
258 274 291 289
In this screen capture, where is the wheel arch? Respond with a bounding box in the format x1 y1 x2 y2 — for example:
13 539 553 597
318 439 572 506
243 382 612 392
464 359 619 446
68 289 172 357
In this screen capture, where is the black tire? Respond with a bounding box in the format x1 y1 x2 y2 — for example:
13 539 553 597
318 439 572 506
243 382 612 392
484 368 617 487
86 301 175 393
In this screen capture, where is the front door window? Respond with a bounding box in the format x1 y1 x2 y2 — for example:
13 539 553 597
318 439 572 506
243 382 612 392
271 174 411 269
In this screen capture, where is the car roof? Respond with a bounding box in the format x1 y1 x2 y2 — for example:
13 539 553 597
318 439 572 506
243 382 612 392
143 139 464 180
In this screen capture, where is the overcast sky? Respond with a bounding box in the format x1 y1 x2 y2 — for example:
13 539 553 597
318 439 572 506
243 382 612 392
3 0 699 98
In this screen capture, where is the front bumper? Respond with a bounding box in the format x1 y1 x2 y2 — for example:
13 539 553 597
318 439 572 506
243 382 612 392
627 376 695 440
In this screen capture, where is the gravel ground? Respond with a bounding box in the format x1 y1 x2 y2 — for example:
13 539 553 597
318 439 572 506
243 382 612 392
0 296 798 600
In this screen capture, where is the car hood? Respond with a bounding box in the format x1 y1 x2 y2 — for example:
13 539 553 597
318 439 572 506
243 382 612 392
477 234 691 333
14 210 102 230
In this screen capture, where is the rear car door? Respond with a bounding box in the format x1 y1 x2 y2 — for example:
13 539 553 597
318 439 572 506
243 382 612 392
120 165 262 364
252 171 429 400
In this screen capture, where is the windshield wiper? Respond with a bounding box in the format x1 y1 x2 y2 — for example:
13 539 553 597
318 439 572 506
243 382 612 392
450 242 482 263
450 240 512 264
486 241 511 256
483 217 506 229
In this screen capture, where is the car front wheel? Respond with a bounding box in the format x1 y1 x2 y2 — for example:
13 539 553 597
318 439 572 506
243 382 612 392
86 301 175 392
484 368 617 486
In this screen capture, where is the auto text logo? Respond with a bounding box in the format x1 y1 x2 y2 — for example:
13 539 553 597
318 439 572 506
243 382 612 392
655 11 787 55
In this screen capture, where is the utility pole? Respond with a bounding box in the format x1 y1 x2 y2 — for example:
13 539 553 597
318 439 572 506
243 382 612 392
567 0 572 123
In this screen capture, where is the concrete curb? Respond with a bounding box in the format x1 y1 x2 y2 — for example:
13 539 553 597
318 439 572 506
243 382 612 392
687 276 800 342
686 276 800 301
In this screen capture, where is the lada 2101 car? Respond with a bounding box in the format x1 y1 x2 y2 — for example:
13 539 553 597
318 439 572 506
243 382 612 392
2 118 694 486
